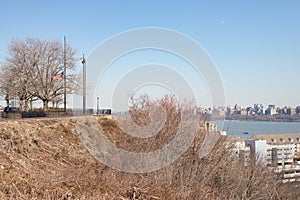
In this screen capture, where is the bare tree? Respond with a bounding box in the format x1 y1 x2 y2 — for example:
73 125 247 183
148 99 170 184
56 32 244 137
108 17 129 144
0 37 78 111
0 63 17 107
4 41 38 111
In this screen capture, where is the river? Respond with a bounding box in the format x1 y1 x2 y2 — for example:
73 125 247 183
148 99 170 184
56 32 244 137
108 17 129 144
217 120 300 138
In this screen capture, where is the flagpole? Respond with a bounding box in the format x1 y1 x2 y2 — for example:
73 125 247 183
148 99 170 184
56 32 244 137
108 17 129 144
82 53 86 115
63 36 67 113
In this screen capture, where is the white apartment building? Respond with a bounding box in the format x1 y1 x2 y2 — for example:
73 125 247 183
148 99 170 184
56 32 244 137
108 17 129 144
228 133 300 182
252 133 300 164
229 133 300 166
245 139 268 165
266 144 295 166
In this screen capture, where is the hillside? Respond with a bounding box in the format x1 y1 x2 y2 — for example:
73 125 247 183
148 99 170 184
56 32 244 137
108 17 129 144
0 116 184 199
0 116 299 199
1 117 160 199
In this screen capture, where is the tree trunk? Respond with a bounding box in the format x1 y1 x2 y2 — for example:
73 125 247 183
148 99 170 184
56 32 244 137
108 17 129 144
43 99 49 111
5 99 9 107
30 98 33 110
19 99 24 112
25 98 29 112
5 93 9 107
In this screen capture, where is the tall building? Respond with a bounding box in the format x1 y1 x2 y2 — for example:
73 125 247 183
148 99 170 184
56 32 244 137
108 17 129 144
245 139 267 164
265 107 277 115
287 107 296 116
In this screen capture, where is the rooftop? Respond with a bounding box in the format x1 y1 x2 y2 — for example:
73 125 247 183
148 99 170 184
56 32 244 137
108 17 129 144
251 133 300 145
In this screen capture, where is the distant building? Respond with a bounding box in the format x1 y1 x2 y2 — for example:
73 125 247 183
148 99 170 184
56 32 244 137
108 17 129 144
253 104 264 115
265 107 277 115
228 133 300 182
268 105 276 109
252 133 300 164
296 143 300 161
241 109 248 116
296 106 300 115
245 139 268 164
287 107 296 116
266 144 295 166
226 106 234 116
229 134 300 165
206 121 217 132
199 121 215 131
277 107 283 115
212 108 226 117
227 136 251 164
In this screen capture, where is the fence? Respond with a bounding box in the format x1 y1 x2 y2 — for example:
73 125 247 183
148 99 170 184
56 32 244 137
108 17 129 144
1 108 112 120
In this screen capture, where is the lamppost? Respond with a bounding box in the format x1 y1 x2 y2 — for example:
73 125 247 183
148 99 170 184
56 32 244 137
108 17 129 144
97 96 100 114
81 54 86 115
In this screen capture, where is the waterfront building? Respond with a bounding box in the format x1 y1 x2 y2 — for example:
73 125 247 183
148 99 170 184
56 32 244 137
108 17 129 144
252 133 300 164
266 144 295 166
245 139 268 164
265 107 277 115
240 109 247 116
228 133 300 182
287 107 296 116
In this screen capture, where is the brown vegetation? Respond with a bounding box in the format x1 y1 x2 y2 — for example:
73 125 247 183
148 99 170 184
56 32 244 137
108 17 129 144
0 97 299 199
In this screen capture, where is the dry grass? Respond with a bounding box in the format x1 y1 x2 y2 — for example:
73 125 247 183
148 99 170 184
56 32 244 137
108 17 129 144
0 117 172 199
0 110 299 199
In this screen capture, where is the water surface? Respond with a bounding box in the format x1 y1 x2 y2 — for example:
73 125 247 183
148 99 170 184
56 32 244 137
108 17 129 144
217 120 300 138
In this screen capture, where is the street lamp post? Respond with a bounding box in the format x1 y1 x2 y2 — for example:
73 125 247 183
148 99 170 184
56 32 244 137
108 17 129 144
97 96 100 115
81 54 86 115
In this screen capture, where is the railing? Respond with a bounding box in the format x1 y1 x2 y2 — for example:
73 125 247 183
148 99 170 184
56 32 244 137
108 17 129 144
0 108 112 120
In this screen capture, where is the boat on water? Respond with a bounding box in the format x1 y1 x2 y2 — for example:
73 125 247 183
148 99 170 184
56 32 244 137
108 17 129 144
243 131 249 134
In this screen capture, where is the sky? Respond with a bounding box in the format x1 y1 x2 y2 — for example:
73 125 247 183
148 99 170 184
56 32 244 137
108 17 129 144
0 0 300 110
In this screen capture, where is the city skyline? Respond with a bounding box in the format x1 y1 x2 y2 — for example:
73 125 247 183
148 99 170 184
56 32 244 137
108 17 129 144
0 1 300 108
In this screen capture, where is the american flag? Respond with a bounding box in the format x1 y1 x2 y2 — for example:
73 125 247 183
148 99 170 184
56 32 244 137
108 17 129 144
54 71 65 80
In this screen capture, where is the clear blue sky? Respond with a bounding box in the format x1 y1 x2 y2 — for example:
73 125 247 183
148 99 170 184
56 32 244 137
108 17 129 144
1 0 300 108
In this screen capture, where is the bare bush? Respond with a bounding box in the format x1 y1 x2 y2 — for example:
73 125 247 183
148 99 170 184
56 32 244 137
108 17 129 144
0 95 299 199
